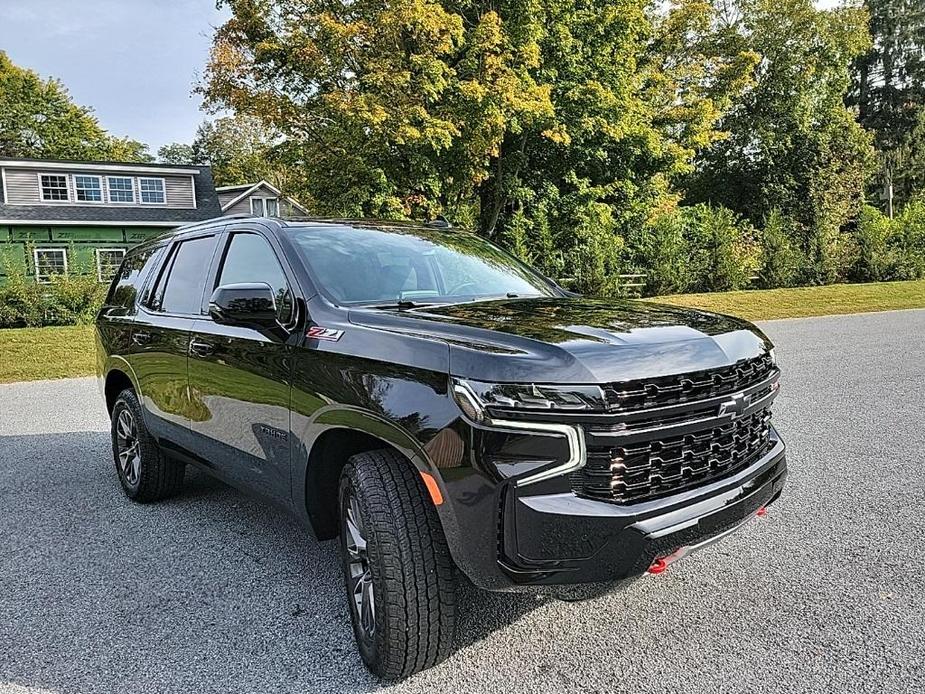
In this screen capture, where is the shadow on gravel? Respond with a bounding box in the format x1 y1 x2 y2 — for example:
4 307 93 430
0 430 543 694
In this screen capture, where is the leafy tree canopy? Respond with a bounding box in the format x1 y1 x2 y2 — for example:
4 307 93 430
850 0 925 209
157 142 196 165
0 51 151 162
200 0 756 291
687 0 875 283
190 116 282 187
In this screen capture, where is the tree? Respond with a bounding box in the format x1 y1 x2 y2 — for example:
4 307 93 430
190 116 281 187
0 51 151 162
157 142 195 165
687 0 876 283
200 0 753 293
850 0 925 210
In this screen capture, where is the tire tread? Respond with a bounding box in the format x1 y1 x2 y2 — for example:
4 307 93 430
342 449 456 679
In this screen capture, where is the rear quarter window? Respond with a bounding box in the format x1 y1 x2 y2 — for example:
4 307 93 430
105 245 166 316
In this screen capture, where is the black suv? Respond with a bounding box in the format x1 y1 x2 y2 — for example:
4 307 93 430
96 217 786 678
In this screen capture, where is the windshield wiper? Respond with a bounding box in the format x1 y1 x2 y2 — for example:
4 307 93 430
366 300 440 310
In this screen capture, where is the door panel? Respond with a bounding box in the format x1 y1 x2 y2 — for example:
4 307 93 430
185 229 295 504
187 321 292 502
127 233 221 452
130 312 194 444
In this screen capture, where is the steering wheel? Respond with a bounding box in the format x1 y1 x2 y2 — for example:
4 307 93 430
448 281 479 295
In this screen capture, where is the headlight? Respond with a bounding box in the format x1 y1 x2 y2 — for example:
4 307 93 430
769 348 776 365
455 379 606 414
451 379 588 486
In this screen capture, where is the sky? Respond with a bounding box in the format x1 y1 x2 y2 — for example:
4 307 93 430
0 0 230 155
0 0 843 158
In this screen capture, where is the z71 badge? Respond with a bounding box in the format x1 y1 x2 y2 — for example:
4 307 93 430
306 326 345 342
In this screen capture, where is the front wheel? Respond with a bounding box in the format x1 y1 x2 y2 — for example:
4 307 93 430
339 450 457 679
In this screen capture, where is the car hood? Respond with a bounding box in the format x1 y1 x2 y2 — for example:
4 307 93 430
348 297 772 383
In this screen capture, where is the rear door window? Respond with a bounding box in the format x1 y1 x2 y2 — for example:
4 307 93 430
151 235 218 315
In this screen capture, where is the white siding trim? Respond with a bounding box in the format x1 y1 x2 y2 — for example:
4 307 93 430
0 160 199 175
220 182 264 211
1 168 7 204
0 219 183 226
284 196 309 215
190 176 197 209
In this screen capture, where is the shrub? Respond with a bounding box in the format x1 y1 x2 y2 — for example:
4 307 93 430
844 203 925 282
0 252 107 328
892 200 925 279
631 209 693 295
758 210 804 288
685 205 760 292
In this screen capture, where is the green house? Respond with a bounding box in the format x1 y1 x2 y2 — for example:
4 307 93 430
0 158 223 284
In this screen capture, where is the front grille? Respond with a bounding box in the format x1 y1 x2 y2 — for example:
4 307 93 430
570 355 779 504
602 353 775 412
573 408 773 504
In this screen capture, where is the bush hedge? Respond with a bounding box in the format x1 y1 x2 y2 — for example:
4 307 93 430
0 256 107 329
1 200 922 328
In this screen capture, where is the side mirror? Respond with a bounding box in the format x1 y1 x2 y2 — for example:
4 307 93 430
209 283 278 327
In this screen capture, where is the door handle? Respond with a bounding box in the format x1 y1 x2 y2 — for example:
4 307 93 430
132 331 152 345
189 339 215 357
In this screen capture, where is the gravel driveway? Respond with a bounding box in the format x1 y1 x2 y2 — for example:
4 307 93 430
1 310 923 694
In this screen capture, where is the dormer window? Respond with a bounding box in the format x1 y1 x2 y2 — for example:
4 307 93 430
251 196 279 216
107 176 135 203
139 177 166 204
39 174 69 201
74 175 103 202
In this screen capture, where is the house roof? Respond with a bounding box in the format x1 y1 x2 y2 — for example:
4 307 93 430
0 158 223 225
219 179 309 215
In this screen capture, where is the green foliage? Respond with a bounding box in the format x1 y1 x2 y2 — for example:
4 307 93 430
686 205 760 292
688 0 876 284
191 116 282 187
0 252 106 329
0 51 151 162
842 203 925 282
851 0 925 211
626 204 758 294
200 0 757 295
157 142 196 165
758 210 803 288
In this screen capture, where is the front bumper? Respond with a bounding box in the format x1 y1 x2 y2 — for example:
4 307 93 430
449 427 786 591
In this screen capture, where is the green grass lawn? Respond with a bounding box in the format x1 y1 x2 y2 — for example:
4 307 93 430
0 325 96 384
652 278 925 321
1 279 923 383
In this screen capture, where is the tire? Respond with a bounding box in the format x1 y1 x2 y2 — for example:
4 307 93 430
110 388 185 502
339 449 457 679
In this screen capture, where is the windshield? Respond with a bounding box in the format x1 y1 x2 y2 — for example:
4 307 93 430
288 225 558 305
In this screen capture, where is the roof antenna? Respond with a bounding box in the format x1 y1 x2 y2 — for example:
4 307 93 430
425 215 452 229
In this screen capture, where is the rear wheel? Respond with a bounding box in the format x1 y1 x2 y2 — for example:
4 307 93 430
338 450 457 679
110 388 184 502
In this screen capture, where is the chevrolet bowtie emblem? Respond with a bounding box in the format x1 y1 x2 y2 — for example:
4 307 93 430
718 393 747 419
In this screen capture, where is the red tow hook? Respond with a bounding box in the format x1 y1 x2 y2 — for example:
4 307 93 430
647 506 769 575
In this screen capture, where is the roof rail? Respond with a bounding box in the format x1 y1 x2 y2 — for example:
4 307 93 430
174 214 253 231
